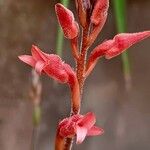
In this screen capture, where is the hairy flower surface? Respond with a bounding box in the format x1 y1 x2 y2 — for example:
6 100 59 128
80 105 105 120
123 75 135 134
18 45 76 84
58 112 104 144
86 31 150 76
91 31 150 60
91 0 109 25
55 3 79 39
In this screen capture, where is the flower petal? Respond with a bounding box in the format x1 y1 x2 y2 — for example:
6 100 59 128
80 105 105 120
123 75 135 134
35 61 46 74
77 112 96 130
55 3 79 39
31 45 47 61
91 0 109 25
88 39 114 62
44 62 69 83
63 63 76 85
58 117 77 138
76 126 87 144
105 31 150 59
87 126 104 136
18 55 36 67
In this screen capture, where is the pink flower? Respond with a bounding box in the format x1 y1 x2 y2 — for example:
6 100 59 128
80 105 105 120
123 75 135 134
90 31 150 60
58 112 104 144
18 45 76 84
55 3 79 39
86 31 150 76
105 31 150 59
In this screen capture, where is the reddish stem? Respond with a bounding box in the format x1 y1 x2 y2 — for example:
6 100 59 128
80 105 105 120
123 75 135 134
77 27 89 92
70 37 79 61
55 3 91 150
55 131 65 150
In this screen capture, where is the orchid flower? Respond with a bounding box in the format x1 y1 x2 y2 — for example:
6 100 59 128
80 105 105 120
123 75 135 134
18 45 80 115
58 112 104 144
86 31 150 77
18 45 76 84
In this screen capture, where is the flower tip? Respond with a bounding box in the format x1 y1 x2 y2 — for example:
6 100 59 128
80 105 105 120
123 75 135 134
18 55 23 61
77 112 96 130
76 138 84 145
85 112 96 122
98 128 104 135
18 55 28 62
91 0 109 25
55 2 78 39
31 44 39 51
18 55 36 67
105 30 150 59
87 112 95 116
76 126 87 144
55 3 63 12
85 112 96 123
87 126 104 136
105 55 112 60
32 44 36 48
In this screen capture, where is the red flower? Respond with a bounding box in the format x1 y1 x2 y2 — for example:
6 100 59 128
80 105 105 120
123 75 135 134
18 45 76 84
86 31 150 76
55 3 79 39
58 112 104 144
105 31 150 59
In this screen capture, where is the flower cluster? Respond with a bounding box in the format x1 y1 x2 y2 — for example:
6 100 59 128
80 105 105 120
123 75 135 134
18 0 150 149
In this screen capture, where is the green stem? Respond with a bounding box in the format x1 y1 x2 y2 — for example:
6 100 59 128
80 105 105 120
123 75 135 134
31 104 41 150
56 0 70 56
33 104 41 127
113 0 131 85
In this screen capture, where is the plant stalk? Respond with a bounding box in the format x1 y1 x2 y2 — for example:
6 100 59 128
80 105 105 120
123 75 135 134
113 0 131 89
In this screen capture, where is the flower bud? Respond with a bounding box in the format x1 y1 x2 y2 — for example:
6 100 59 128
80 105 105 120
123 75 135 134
86 31 150 77
55 3 79 39
91 0 109 25
105 31 150 59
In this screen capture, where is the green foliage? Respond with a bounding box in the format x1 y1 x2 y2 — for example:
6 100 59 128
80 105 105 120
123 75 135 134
33 105 41 127
113 0 131 80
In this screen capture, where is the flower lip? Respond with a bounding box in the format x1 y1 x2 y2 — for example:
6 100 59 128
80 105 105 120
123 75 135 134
77 112 96 130
58 112 104 144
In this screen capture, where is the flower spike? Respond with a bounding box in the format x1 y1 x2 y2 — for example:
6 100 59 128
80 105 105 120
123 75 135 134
58 112 104 144
55 3 79 39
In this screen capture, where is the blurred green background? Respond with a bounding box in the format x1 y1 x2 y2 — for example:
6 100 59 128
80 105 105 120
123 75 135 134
0 0 150 150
